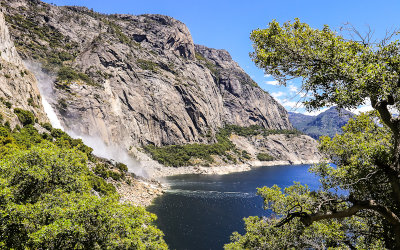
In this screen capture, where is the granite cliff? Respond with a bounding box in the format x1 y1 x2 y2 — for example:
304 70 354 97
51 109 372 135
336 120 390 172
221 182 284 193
0 11 48 126
1 0 322 172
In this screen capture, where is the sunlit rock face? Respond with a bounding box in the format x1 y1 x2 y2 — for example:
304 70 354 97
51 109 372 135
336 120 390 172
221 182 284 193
2 0 291 149
0 11 48 126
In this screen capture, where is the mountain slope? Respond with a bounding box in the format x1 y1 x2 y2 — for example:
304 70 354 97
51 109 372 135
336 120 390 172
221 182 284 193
1 0 323 171
0 11 48 126
2 0 291 148
289 107 354 139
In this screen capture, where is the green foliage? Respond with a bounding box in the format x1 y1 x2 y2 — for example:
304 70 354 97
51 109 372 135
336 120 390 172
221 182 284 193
116 162 128 173
313 112 392 205
3 101 12 109
250 18 400 111
223 124 302 137
87 173 117 196
137 59 159 72
145 125 300 167
1 144 90 203
1 190 166 249
41 122 53 131
102 19 131 44
0 119 167 248
144 129 235 167
195 52 206 61
228 18 400 248
241 150 251 160
13 108 35 126
50 128 94 159
256 153 274 161
93 163 124 181
225 182 385 249
56 66 92 84
195 52 220 77
0 145 167 249
5 13 78 70
27 97 35 107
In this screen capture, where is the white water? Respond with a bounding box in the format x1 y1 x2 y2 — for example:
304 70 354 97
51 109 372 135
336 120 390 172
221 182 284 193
24 61 64 130
24 61 146 177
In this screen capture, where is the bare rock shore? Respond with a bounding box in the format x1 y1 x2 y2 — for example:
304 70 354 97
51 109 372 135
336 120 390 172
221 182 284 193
118 158 320 207
145 159 321 179
111 177 165 207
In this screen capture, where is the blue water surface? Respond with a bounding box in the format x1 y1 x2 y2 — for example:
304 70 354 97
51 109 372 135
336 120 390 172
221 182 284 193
148 164 320 250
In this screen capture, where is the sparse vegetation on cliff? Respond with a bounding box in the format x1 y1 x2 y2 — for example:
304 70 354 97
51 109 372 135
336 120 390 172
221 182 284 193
143 128 235 167
13 108 35 126
223 124 302 137
256 153 274 161
144 125 300 167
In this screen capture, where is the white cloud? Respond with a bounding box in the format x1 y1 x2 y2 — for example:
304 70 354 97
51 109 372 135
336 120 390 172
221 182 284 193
282 101 299 108
271 91 285 98
348 100 373 114
275 97 303 109
288 84 298 93
264 80 279 86
350 105 374 114
264 74 271 78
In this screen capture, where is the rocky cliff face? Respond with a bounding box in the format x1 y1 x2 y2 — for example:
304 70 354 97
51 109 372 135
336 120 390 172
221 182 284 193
0 11 48 126
2 0 291 149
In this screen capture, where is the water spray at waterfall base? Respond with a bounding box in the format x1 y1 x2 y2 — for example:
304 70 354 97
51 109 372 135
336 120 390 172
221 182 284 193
24 61 147 177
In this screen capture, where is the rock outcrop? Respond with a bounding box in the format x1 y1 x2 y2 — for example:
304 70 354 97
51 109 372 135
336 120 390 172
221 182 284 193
2 0 291 149
0 11 48 126
230 134 322 164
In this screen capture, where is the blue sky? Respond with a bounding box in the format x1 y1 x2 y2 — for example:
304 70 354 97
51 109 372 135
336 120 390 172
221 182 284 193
43 0 400 114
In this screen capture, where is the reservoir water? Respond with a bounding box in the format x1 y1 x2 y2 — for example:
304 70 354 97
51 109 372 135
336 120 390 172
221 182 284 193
148 164 320 250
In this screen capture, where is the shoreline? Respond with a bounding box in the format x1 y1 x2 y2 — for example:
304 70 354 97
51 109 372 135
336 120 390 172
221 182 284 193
129 159 322 206
146 159 321 180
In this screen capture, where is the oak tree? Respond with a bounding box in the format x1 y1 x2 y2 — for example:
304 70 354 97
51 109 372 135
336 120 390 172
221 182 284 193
227 19 400 249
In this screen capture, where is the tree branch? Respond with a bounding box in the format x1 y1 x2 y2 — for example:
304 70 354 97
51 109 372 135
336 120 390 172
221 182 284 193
370 97 399 133
302 199 400 226
375 160 400 207
276 199 400 228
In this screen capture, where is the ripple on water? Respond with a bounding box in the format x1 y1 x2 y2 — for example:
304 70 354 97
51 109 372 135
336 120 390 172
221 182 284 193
165 189 256 198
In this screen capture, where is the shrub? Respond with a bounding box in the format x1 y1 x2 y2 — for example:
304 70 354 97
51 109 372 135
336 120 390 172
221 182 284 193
94 163 109 179
57 66 92 83
116 162 128 173
241 150 251 160
88 173 117 196
14 108 35 126
41 122 53 131
257 153 274 161
4 101 12 109
137 59 158 72
27 97 35 107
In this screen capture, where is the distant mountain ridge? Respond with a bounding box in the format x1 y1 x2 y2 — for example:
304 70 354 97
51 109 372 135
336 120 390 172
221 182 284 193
289 107 354 139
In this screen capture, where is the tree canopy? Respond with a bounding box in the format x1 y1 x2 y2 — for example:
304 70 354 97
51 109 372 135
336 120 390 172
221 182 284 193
226 19 400 249
0 118 167 249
